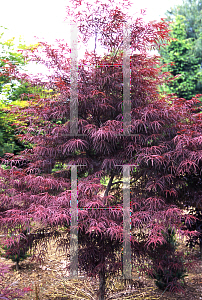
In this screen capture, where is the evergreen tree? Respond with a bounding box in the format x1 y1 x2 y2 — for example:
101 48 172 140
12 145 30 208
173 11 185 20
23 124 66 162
159 15 202 99
160 0 202 99
148 228 187 292
167 0 202 42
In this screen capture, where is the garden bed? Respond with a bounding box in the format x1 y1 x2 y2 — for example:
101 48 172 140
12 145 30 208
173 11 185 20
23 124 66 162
0 238 202 299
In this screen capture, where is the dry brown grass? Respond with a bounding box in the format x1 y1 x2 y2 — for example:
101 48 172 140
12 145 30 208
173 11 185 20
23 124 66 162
0 237 202 300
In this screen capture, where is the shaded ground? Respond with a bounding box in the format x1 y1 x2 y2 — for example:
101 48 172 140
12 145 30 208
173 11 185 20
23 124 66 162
0 239 202 300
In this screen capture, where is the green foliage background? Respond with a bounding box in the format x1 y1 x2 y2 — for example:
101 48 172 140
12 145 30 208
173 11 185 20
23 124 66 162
159 14 202 99
0 26 42 157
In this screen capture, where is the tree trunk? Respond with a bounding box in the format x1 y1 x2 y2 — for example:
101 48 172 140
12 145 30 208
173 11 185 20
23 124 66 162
16 260 19 271
104 174 114 197
200 238 202 260
98 270 106 300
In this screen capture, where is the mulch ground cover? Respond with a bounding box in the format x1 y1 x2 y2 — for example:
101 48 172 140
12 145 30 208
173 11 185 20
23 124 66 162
0 238 202 300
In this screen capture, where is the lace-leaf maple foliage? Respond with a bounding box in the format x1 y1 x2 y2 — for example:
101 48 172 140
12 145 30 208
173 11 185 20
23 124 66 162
0 0 202 298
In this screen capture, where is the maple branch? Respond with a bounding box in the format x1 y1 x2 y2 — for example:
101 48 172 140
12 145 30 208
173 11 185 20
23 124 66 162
104 174 114 197
94 30 98 55
112 23 131 61
111 180 123 186
112 40 123 61
111 176 142 187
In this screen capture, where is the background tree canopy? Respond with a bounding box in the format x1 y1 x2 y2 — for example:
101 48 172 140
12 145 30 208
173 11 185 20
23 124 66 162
0 26 33 103
159 0 202 99
0 26 42 157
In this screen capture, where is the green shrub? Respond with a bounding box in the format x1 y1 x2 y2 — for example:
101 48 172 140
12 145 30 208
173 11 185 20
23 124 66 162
148 228 187 291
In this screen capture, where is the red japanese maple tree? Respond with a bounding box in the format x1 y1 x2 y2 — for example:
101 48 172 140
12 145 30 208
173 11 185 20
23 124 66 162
0 0 201 299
